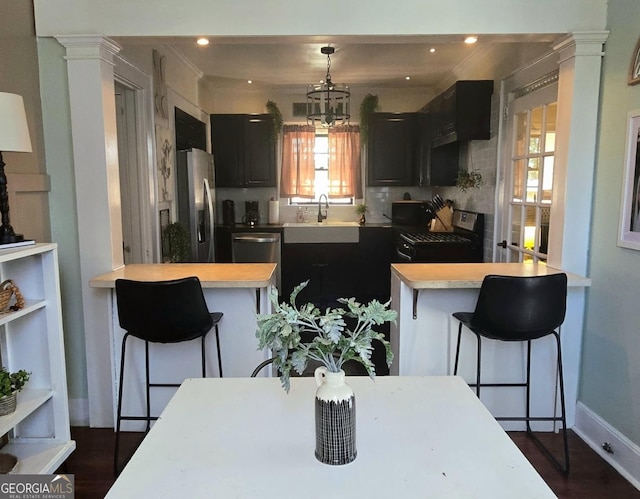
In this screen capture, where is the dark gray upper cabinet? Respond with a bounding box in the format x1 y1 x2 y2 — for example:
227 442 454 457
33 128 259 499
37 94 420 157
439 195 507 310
210 114 276 188
425 80 494 148
367 112 417 186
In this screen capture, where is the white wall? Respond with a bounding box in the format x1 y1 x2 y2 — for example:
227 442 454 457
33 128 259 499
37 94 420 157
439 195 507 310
581 0 640 445
33 0 607 37
0 1 51 243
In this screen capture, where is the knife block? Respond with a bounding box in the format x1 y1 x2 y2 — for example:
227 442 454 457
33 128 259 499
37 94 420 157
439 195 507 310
430 207 454 232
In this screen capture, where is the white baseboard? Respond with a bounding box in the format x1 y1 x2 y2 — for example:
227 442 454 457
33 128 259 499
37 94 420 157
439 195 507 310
574 401 640 491
68 398 90 426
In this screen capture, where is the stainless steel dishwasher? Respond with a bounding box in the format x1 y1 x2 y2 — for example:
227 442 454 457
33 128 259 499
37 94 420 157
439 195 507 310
232 232 281 291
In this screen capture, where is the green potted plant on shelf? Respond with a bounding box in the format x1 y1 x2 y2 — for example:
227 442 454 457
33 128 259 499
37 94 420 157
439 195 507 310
0 368 31 416
359 94 379 144
266 100 283 143
256 281 396 392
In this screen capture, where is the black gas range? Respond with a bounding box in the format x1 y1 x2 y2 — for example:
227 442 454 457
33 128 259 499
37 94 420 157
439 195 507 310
394 210 484 263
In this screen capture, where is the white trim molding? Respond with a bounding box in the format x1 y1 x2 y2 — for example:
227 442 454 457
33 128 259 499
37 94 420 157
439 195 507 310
574 402 640 491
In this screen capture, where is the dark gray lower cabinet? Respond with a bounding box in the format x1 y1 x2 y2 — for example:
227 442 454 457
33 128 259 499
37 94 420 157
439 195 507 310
281 227 394 375
281 243 357 308
281 227 394 306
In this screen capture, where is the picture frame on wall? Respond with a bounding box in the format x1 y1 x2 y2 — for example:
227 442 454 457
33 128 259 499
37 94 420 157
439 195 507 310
618 110 640 250
629 37 640 86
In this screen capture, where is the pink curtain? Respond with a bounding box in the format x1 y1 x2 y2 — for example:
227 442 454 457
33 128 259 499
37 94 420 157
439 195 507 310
280 125 316 198
328 125 362 199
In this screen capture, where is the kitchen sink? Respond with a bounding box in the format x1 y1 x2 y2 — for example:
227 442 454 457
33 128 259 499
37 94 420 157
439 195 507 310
283 221 360 243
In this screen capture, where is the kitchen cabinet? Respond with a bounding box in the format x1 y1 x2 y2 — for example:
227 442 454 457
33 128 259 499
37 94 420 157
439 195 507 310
426 80 494 148
282 227 394 304
367 113 417 186
281 231 394 375
281 243 358 308
0 244 74 473
356 226 394 302
210 114 276 188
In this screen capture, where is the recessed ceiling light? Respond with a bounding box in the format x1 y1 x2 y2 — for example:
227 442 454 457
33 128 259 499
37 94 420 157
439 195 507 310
405 76 411 81
464 36 478 44
429 48 436 53
247 80 253 84
196 38 209 46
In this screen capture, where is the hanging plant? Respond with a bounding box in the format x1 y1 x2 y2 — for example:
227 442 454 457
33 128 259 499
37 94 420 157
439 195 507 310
359 94 379 144
266 100 283 143
455 169 483 192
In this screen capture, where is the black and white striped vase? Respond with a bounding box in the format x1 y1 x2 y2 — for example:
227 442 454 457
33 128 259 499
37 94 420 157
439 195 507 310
314 366 356 465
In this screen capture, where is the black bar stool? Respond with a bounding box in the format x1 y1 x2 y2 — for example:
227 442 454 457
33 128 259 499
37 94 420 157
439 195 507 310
452 273 570 475
113 276 223 475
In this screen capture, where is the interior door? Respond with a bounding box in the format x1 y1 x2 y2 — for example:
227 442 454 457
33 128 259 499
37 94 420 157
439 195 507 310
499 81 558 263
115 82 144 265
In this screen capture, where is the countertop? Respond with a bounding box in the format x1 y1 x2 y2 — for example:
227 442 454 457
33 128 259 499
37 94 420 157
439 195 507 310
216 222 394 230
391 262 592 289
89 263 276 288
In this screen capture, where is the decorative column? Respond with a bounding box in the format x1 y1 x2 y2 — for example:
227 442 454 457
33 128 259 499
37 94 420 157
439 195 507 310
56 35 122 427
549 32 609 275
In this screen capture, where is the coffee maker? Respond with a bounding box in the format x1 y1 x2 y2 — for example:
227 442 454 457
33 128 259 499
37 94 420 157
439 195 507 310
243 201 259 227
222 200 235 226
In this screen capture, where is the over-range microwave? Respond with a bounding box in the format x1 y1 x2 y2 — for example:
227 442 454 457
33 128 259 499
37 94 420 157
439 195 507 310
391 201 431 226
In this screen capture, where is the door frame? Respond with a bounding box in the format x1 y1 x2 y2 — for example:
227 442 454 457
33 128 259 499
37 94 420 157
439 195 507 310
495 51 561 263
499 79 558 263
114 54 158 263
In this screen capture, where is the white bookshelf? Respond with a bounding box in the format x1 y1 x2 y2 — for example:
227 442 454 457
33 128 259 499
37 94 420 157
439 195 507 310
0 243 75 473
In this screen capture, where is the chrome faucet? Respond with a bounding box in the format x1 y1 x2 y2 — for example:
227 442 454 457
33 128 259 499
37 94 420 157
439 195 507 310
317 194 328 223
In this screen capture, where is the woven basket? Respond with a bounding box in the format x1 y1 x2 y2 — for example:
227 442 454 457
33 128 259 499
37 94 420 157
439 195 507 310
0 393 17 416
0 280 24 313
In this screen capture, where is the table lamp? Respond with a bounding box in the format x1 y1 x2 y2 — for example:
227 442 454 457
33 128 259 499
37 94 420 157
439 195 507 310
0 92 32 244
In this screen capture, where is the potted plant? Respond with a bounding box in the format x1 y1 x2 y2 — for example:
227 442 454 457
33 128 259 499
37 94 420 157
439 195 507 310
0 368 30 416
256 281 396 391
455 169 483 192
359 94 379 144
256 281 396 465
266 100 283 143
355 203 367 225
162 222 190 263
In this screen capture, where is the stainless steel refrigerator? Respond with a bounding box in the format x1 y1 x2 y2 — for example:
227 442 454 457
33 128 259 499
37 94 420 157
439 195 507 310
176 148 216 262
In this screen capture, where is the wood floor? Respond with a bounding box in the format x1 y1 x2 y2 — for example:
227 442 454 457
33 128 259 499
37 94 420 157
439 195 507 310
60 427 639 498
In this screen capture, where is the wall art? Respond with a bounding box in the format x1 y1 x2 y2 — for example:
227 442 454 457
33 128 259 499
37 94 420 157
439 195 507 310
618 110 640 250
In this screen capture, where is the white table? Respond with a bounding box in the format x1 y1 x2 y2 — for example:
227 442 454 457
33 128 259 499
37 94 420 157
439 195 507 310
106 376 555 498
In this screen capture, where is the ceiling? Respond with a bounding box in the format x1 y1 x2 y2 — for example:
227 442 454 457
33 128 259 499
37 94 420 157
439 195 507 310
117 34 561 92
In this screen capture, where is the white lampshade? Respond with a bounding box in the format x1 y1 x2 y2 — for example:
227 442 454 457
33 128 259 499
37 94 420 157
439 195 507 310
0 92 32 153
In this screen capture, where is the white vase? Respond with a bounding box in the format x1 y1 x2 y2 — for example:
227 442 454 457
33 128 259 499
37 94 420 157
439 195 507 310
314 366 356 465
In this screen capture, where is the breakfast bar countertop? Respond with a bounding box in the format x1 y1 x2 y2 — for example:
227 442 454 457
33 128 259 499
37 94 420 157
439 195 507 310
391 262 592 289
89 263 276 289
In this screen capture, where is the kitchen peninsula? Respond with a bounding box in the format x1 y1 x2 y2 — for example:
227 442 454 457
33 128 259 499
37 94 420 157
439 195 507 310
390 262 591 430
89 263 275 429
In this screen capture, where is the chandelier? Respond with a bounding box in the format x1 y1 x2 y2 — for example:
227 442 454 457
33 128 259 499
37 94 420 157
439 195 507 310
307 46 350 126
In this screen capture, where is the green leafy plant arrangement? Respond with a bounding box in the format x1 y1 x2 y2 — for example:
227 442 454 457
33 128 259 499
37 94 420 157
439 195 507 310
256 281 397 392
359 94 380 144
162 222 190 263
355 203 367 215
456 169 483 192
0 368 30 398
266 100 283 143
